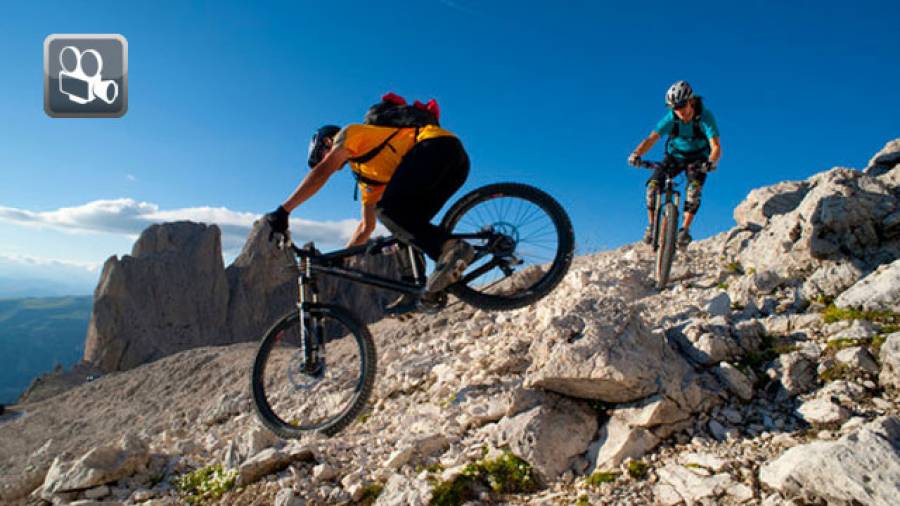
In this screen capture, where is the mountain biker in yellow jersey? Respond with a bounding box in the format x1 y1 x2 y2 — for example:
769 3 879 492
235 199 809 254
263 93 473 314
628 81 721 246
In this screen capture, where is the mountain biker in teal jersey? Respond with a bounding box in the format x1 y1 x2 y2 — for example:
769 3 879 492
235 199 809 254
628 81 722 246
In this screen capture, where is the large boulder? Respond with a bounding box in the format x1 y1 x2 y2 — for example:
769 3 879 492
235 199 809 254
226 220 403 342
733 180 809 228
40 434 149 500
865 138 900 177
735 167 899 280
488 393 597 483
834 258 900 313
524 292 717 413
84 222 229 372
759 416 900 505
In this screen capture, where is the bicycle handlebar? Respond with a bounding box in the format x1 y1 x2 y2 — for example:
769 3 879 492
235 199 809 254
638 159 709 172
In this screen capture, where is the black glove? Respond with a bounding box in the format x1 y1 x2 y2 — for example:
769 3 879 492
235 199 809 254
628 152 642 168
265 206 289 242
703 160 718 172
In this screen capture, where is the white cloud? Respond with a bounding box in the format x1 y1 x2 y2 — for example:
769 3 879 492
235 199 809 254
0 253 101 272
0 199 380 255
126 174 137 182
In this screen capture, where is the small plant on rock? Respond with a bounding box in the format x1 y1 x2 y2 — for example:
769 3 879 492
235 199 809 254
586 470 619 487
173 464 237 505
725 261 744 274
358 482 385 506
820 363 853 382
429 451 537 505
626 460 649 480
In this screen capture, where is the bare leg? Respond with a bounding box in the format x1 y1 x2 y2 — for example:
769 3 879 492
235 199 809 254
682 211 695 230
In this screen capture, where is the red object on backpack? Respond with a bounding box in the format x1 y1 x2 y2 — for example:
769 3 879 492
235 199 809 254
381 92 407 105
413 99 440 121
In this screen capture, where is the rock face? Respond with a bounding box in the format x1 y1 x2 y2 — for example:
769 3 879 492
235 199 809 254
835 258 900 312
760 417 900 505
84 219 402 373
731 167 899 281
40 434 149 500
83 222 229 372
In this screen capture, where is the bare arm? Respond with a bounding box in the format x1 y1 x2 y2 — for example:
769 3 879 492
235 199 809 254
281 146 350 212
632 131 661 156
346 201 378 247
708 136 721 163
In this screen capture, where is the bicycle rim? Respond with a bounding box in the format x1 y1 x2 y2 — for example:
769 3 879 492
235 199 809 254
441 183 574 311
251 304 375 437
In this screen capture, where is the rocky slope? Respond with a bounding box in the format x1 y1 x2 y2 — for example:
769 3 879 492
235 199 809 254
1 140 899 505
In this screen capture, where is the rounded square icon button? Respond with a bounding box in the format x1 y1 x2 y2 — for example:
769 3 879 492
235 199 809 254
44 34 128 118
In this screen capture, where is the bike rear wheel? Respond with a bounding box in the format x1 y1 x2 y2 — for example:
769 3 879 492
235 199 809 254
655 203 678 290
250 303 376 438
440 182 574 311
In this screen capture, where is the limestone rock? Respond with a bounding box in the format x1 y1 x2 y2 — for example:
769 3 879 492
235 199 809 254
835 259 900 313
733 180 809 228
879 332 900 389
655 463 736 505
525 293 712 408
799 260 865 300
589 416 659 473
796 397 850 426
84 222 230 372
705 292 731 317
237 445 314 486
865 138 900 176
770 351 817 396
737 168 899 280
760 416 900 505
834 346 879 373
490 394 597 482
41 434 149 499
375 473 432 506
714 362 754 401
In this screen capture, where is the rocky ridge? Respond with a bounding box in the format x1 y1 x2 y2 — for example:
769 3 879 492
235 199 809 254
0 139 898 505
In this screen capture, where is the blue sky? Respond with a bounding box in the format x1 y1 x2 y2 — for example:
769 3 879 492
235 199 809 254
0 0 898 294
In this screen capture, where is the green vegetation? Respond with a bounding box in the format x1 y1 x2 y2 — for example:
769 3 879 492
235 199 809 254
576 495 591 506
820 363 853 382
821 304 900 325
430 451 537 505
725 261 744 274
825 338 868 353
871 333 888 355
358 482 385 505
173 465 237 505
586 471 620 487
626 460 649 480
716 282 729 290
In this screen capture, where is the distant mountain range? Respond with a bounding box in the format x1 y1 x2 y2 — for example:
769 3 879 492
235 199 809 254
0 296 92 405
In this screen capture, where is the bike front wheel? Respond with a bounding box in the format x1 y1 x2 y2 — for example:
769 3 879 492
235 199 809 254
440 183 574 311
656 203 678 290
250 303 376 438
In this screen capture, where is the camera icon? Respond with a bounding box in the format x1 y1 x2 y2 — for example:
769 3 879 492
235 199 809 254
58 46 119 105
44 34 127 118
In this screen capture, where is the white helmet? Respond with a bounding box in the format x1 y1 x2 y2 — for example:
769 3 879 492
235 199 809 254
665 80 694 108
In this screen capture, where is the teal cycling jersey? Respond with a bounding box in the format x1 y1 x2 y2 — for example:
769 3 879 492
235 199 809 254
654 104 719 160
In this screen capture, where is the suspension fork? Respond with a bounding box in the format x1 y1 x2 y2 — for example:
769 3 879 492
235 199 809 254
297 255 322 372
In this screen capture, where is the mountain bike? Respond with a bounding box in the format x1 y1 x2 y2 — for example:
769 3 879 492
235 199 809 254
251 183 574 438
640 160 706 290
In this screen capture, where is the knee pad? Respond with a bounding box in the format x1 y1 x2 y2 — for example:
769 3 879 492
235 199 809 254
685 181 703 213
